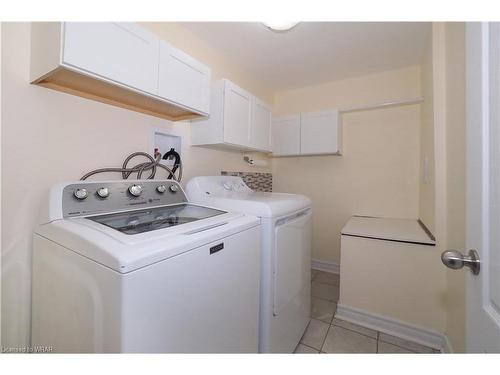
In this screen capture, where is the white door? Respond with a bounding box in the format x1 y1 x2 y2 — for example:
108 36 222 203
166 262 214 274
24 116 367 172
273 210 312 352
464 22 500 353
272 115 301 156
62 22 159 94
250 98 272 151
273 210 312 316
223 80 252 147
300 110 339 155
158 41 211 114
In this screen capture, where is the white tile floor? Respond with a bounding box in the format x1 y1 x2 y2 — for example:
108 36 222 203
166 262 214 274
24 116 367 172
295 269 440 354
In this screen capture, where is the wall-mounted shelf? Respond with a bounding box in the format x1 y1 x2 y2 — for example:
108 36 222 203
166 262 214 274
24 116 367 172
271 97 423 158
339 97 424 114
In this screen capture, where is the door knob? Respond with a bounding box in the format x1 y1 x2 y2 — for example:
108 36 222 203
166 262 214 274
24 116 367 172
441 249 480 275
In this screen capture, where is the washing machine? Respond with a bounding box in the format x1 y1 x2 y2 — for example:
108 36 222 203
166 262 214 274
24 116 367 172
31 179 261 353
186 176 312 353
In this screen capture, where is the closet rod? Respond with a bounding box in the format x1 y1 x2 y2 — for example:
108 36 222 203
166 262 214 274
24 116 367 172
339 96 424 114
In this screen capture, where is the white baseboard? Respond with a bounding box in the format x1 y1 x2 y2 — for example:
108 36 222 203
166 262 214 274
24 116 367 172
335 304 453 353
311 259 340 274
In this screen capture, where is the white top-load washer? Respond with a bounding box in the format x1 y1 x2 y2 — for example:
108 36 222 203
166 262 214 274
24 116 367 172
32 179 261 353
186 176 312 353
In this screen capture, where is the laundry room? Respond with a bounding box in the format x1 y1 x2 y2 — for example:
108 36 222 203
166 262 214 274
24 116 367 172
1 2 499 372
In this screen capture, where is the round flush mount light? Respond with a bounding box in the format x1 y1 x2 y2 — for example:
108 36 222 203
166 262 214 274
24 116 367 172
262 22 299 32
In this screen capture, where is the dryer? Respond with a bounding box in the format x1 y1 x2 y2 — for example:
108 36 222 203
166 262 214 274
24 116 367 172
186 176 312 353
32 179 261 353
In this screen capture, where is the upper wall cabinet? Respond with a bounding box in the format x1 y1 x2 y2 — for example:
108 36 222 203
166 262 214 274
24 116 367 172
272 115 301 156
300 110 341 155
272 110 342 156
191 79 272 152
30 22 211 121
158 41 211 115
63 23 159 94
251 98 272 151
223 80 253 147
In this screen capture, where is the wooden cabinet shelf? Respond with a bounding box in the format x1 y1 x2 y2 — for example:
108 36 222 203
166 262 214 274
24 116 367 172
31 22 210 121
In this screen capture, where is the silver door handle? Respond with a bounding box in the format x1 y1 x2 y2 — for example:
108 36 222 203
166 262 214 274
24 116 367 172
441 249 480 275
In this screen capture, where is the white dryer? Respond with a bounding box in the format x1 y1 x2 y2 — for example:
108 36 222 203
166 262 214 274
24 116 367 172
32 179 261 353
186 176 312 353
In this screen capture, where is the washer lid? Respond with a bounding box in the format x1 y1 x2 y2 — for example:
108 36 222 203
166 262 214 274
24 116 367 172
341 216 435 246
185 176 311 218
88 203 226 235
197 192 311 218
36 210 260 273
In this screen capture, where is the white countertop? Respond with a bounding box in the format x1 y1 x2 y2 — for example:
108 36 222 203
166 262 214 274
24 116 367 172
341 216 435 245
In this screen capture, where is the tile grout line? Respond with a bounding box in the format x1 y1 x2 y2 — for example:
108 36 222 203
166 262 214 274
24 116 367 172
297 342 321 353
319 321 333 353
312 285 340 303
311 297 338 324
330 321 378 341
377 338 420 354
312 280 340 287
378 332 432 353
312 296 339 303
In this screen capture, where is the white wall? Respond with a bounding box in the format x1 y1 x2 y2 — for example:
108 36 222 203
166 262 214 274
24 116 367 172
0 22 272 348
444 22 466 353
419 29 436 234
413 22 467 350
272 66 422 264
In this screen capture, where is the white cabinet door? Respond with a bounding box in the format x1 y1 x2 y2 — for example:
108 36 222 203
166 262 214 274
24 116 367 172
272 115 301 156
223 81 252 147
300 110 340 155
62 22 159 94
251 98 272 151
158 42 210 114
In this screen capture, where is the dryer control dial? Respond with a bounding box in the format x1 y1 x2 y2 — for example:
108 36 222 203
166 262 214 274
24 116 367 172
128 184 143 197
156 184 167 194
169 184 179 193
96 187 110 198
74 188 88 200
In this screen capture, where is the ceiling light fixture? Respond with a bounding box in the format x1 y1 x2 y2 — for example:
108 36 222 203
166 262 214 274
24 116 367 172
262 22 299 32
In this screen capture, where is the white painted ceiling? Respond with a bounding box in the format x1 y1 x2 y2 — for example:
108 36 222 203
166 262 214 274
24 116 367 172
181 22 430 91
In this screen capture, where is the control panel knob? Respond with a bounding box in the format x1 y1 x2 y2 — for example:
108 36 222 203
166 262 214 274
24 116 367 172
96 187 110 198
128 184 143 197
223 182 232 191
169 184 179 193
156 184 167 194
74 188 88 200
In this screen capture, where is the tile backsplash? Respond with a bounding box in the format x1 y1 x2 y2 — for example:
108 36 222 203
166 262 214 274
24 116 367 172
221 171 273 192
